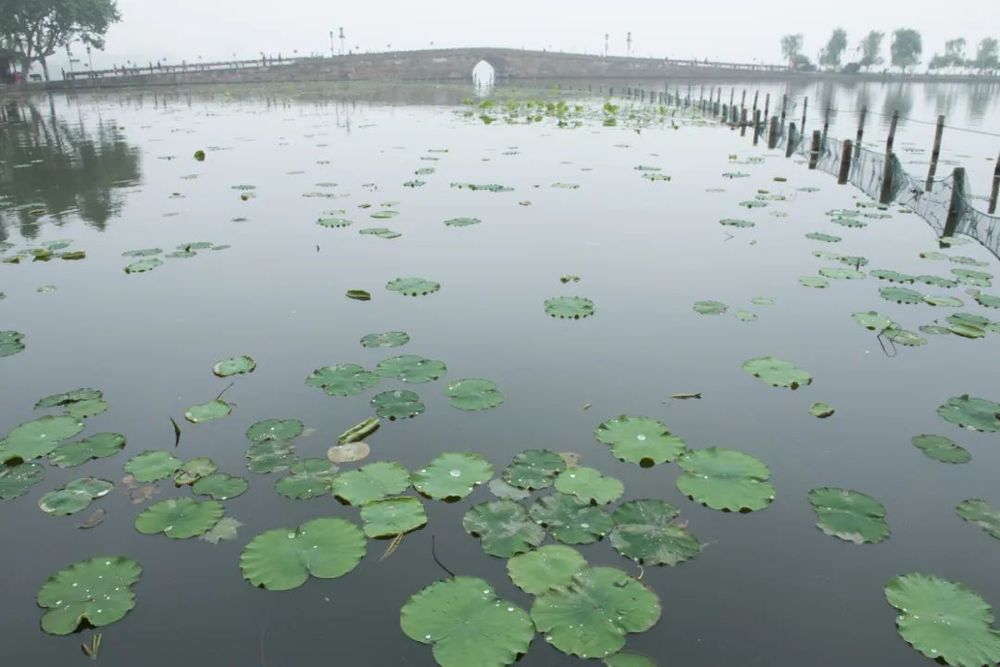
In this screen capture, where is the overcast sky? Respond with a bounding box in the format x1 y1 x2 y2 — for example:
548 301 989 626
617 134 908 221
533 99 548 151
58 0 997 70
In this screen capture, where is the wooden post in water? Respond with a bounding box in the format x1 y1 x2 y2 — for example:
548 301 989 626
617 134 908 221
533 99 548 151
838 140 853 184
753 109 762 146
925 115 945 191
751 90 759 117
990 153 1000 214
785 122 797 158
801 97 808 136
763 94 770 126
809 131 821 169
768 116 779 148
854 106 867 159
740 108 748 136
729 88 735 110
740 89 746 116
879 111 900 204
942 167 966 238
780 94 788 129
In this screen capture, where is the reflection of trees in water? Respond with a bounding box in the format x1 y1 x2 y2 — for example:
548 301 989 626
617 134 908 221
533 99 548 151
0 99 141 241
881 83 914 124
965 83 998 123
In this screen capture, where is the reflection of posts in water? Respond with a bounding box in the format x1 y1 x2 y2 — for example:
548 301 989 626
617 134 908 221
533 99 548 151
942 167 965 238
925 115 945 191
878 110 899 205
838 140 854 184
988 154 1000 214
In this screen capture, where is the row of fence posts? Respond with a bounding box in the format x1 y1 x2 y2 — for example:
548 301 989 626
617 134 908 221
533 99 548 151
606 84 1000 230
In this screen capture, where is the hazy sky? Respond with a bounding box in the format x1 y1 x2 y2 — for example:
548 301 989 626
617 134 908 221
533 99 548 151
55 0 997 70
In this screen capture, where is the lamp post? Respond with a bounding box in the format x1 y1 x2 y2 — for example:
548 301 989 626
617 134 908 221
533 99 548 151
338 28 346 55
329 30 334 57
86 45 93 71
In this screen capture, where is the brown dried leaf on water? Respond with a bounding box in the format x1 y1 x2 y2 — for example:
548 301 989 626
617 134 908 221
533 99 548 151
327 441 370 464
670 392 702 400
558 452 581 467
77 508 106 530
379 532 405 561
122 476 160 504
200 517 243 544
81 633 102 660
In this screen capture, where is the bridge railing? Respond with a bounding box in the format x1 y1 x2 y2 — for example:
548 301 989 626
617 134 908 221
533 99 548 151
65 56 301 81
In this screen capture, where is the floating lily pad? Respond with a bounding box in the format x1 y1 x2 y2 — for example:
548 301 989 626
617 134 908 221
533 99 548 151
332 461 410 505
173 457 218 485
35 388 103 409
361 331 410 348
742 356 812 389
911 434 970 464
610 499 701 566
246 439 298 474
819 267 865 280
923 294 963 307
371 390 426 420
937 395 1000 432
531 567 661 659
327 441 370 464
502 449 566 490
677 448 774 512
880 286 924 304
952 268 993 287
444 217 481 227
122 248 162 257
545 296 595 319
49 433 126 468
0 462 44 499
37 556 141 635
947 313 990 338
917 274 959 288
604 652 657 667
200 516 243 544
806 232 841 243
595 415 686 467
808 487 889 544
488 478 531 501
359 227 401 239
0 415 84 463
375 355 447 383
63 399 108 419
852 311 896 331
317 217 352 228
720 219 754 228
810 402 835 418
529 493 613 544
184 400 231 423
412 452 493 500
444 378 505 411
124 258 162 274
554 467 623 505
507 544 587 594
886 329 928 347
240 517 366 591
463 500 545 557
870 269 915 283
275 458 338 499
956 499 1000 540
400 577 534 667
346 289 371 301
38 477 113 515
212 355 256 377
386 277 440 296
135 497 224 539
123 450 181 483
361 496 428 537
974 292 1000 309
693 300 727 315
246 418 304 442
450 182 514 192
192 473 249 500
306 364 379 396
799 276 829 289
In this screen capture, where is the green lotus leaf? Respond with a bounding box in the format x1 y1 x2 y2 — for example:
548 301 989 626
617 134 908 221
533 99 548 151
386 277 440 296
361 496 428 537
937 395 1000 433
412 452 493 500
870 269 915 283
38 477 113 515
275 458 338 499
450 182 514 192
0 462 45 499
123 450 182 483
317 217 352 228
604 652 657 667
35 388 103 409
346 289 371 301
62 399 108 419
946 313 988 339
734 310 757 322
851 311 896 331
49 432 125 468
507 544 587 594
375 355 447 383
739 199 767 209
885 573 1000 667
531 566 661 659
502 449 566 490
799 276 829 288
545 296 595 319
212 355 256 377
488 478 531 501
886 329 928 346
37 556 141 635
0 415 84 463
332 461 411 505
819 267 865 280
400 576 534 667
444 378 505 411
246 439 299 474
751 297 775 306
361 331 410 348
193 473 249 500
805 232 841 243
184 399 232 423
952 268 993 287
246 418 304 442
463 500 545 557
808 487 889 544
880 286 924 304
956 499 1000 540
911 434 970 464
370 210 399 219
677 448 775 512
810 402 835 418
917 274 959 288
124 258 162 274
306 364 379 396
371 390 426 420
974 292 1000 309
122 248 162 257
692 300 727 315
359 227 401 239
173 457 218 485
920 324 954 336
444 217 481 227
923 294 963 307
554 467 623 505
610 499 701 566
595 415 686 467
830 215 866 228
529 493 614 544
135 497 224 539
742 356 812 389
200 516 243 544
719 218 754 228
240 517 366 591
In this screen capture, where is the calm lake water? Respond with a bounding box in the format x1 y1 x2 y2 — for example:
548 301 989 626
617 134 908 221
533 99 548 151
1 80 999 666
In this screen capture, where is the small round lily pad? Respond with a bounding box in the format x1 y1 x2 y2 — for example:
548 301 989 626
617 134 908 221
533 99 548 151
412 452 493 501
911 434 970 464
361 496 428 537
212 355 256 377
246 418 304 443
444 378 504 411
184 400 232 423
501 449 566 490
332 461 411 505
135 497 224 539
375 355 446 383
553 467 624 505
192 473 249 500
677 447 774 512
506 544 587 594
610 499 701 566
545 296 595 319
37 556 142 635
123 450 182 483
742 356 812 389
693 300 727 315
463 500 545 557
808 487 889 544
371 390 426 420
937 395 1000 433
275 458 338 499
306 364 379 397
386 277 440 296
361 331 410 348
595 415 686 467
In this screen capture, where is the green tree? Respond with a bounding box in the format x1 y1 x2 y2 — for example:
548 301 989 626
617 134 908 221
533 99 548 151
973 38 999 71
944 38 967 66
890 28 922 72
780 34 804 66
858 31 885 69
819 28 848 69
0 0 120 81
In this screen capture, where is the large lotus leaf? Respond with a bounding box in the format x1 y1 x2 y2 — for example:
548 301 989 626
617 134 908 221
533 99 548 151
240 517 366 590
742 356 812 390
124 450 182 483
947 313 990 339
275 458 338 499
463 500 545 557
545 296 595 319
952 268 993 287
852 311 896 331
506 545 587 594
0 415 84 463
870 269 916 283
502 449 566 490
610 499 701 566
193 473 249 500
604 653 657 667
212 355 256 377
886 329 928 347
911 434 970 464
880 286 924 304
974 292 1000 309
246 439 299 474
554 467 623 505
807 487 889 544
124 258 162 274
184 399 231 423
371 390 426 420
595 416 686 467
37 556 141 635
387 277 440 296
692 300 727 315
306 364 379 396
677 448 774 512
375 355 447 383
412 452 493 500
135 497 224 539
924 294 964 307
0 462 45 499
63 398 109 419
531 567 661 659
48 432 125 468
937 395 1000 433
529 493 614 544
361 331 410 348
0 330 25 357
361 496 427 537
332 461 411 505
918 274 959 288
38 477 113 515
246 418 304 443
35 388 103 409
886 573 1000 667
444 378 505 411
400 576 534 667
173 457 218 485
956 499 1000 540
